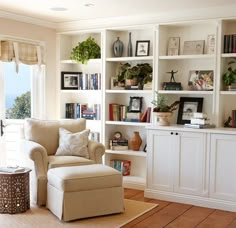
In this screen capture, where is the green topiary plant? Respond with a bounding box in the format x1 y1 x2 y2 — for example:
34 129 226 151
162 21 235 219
71 37 101 64
151 91 180 112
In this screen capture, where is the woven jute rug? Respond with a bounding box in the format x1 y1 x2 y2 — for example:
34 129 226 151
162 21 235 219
0 199 158 228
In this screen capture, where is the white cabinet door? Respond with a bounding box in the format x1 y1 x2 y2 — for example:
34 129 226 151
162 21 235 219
210 134 236 201
146 129 175 192
174 131 208 197
147 129 208 196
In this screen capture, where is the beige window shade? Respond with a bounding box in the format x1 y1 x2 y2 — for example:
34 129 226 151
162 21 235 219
0 40 44 72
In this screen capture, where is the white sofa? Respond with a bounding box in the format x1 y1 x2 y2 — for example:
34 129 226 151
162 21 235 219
18 118 105 206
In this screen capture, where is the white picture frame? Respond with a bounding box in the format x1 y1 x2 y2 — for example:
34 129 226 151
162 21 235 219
207 34 216 54
183 40 205 55
167 37 180 56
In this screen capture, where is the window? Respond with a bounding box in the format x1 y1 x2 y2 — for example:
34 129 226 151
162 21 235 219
4 62 31 119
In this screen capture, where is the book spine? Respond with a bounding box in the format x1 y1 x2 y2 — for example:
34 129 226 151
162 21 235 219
224 35 230 53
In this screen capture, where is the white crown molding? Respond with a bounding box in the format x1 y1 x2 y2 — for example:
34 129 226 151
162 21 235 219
1 4 236 32
56 5 236 32
0 10 57 29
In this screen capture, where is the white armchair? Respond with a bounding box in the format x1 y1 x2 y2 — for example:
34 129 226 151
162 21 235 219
19 118 105 206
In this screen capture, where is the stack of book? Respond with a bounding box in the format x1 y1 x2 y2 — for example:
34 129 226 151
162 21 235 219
184 112 215 129
223 34 236 53
110 138 128 150
110 159 131 176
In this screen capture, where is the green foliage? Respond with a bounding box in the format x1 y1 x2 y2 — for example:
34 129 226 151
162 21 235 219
151 91 180 112
71 37 101 64
116 62 152 86
222 59 236 86
7 91 31 119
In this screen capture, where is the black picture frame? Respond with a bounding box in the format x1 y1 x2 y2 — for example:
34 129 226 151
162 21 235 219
61 71 80 90
135 40 150 56
177 97 203 124
128 96 143 112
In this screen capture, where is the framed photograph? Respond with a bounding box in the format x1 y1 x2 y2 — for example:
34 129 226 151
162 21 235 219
135 40 150 56
61 71 80 90
110 77 125 90
177 97 203 124
207 34 216 54
183 40 205 55
188 70 214 91
128 96 143 112
167 37 180 56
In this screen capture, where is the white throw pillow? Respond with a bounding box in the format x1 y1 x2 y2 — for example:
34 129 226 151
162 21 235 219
55 128 90 158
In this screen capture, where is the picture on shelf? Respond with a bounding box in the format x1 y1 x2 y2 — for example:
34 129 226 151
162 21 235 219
110 77 125 90
188 70 214 91
129 96 143 113
183 40 205 55
167 37 180 56
61 71 80 90
207 34 216 54
177 97 203 124
135 40 150 56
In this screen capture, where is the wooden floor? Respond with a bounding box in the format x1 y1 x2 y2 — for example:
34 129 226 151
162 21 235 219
123 188 236 228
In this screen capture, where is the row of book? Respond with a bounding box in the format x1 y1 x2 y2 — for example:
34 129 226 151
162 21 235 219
78 73 101 90
223 34 236 53
65 103 101 120
109 103 151 122
110 159 131 176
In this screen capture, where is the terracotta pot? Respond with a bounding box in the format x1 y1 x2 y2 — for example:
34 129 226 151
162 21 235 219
130 131 142 151
154 112 173 126
125 78 138 86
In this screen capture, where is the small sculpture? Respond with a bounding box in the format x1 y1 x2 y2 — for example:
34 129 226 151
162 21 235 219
166 70 178 82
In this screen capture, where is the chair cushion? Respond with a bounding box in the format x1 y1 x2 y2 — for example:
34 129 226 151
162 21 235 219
55 128 90 158
24 118 86 155
48 155 94 169
47 164 122 192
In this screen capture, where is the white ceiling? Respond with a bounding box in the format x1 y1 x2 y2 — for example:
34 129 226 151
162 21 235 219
0 0 236 24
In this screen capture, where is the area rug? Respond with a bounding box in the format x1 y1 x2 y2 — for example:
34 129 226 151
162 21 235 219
0 199 158 228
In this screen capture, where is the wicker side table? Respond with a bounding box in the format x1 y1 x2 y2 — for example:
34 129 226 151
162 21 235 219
0 168 31 214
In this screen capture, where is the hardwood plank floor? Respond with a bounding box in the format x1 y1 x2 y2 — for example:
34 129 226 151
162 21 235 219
123 188 236 228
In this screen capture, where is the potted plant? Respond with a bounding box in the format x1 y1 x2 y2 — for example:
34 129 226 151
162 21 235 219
116 62 153 88
222 58 236 90
151 91 179 126
71 36 101 64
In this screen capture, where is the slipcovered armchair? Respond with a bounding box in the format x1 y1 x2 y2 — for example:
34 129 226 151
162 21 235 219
18 118 105 206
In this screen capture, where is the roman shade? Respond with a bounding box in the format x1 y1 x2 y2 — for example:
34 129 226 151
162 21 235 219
0 40 44 72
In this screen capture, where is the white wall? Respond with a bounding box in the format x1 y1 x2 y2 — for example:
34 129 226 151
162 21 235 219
0 18 57 119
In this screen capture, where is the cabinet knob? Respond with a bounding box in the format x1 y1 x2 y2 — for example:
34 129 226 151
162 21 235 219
171 132 173 135
175 132 178 135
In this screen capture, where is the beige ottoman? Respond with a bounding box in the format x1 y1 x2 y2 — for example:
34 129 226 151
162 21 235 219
47 164 124 221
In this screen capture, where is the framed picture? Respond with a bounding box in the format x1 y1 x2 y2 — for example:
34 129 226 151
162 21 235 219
177 97 203 124
128 96 143 112
135 40 150 56
207 34 216 54
167 37 180 56
110 77 125 90
61 71 80 90
183 40 205 55
188 70 214 91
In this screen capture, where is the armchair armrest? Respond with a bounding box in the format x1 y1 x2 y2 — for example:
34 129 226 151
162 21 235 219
18 139 48 177
87 140 105 164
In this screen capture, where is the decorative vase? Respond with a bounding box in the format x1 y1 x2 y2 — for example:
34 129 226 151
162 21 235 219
113 37 123 57
130 131 142 151
154 112 173 126
127 32 132 57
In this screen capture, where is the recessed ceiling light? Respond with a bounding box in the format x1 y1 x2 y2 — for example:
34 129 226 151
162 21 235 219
84 3 94 7
50 7 68 11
